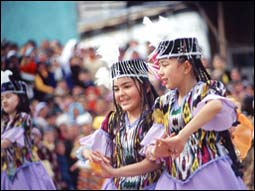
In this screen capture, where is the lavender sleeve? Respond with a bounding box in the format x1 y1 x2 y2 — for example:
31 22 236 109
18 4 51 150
192 94 237 131
79 129 112 158
1 127 25 147
139 123 165 156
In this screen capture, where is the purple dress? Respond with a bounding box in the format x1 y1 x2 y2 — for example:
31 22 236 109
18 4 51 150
140 80 247 190
1 112 56 190
78 111 162 190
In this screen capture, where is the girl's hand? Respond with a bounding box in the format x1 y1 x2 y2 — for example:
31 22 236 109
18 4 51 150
154 133 185 159
88 151 113 178
95 159 115 178
152 139 170 158
89 151 113 178
82 147 92 160
90 151 110 164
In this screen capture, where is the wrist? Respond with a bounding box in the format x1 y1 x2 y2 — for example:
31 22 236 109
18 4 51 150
178 129 190 142
146 145 157 161
111 168 118 177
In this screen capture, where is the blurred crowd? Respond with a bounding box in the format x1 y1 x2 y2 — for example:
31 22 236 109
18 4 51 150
1 38 254 190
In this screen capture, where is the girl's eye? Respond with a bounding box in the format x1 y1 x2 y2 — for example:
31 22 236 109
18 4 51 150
114 88 119 92
160 62 169 67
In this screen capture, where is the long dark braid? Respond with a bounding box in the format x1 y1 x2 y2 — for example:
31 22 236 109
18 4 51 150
177 56 211 82
178 55 243 177
220 130 244 177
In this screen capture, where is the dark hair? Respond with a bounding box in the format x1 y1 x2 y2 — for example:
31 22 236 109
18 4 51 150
112 76 158 119
109 77 158 165
1 77 31 117
219 130 244 177
241 96 254 116
177 55 211 82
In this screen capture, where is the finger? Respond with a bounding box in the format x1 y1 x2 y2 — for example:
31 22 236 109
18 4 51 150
155 139 161 147
94 151 103 157
169 132 176 137
103 157 111 164
91 153 102 162
161 133 168 139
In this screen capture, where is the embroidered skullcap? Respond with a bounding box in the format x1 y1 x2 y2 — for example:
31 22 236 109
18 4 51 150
1 70 27 95
154 37 202 60
111 59 148 80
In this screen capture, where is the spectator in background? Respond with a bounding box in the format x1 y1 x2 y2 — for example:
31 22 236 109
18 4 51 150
5 50 21 81
70 55 83 87
77 68 95 90
34 62 56 101
56 140 75 190
211 54 230 85
82 47 106 80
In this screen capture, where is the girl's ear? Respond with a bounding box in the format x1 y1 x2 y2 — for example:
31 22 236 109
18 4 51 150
146 86 150 93
183 60 192 74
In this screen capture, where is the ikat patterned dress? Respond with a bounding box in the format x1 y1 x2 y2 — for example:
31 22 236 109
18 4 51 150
78 110 162 190
141 80 247 189
1 112 56 190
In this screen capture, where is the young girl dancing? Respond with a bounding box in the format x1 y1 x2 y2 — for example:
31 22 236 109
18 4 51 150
96 37 247 190
1 70 56 190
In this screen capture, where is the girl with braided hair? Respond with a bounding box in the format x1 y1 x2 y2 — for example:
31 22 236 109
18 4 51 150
97 37 247 189
1 70 56 190
76 59 163 190
141 37 246 189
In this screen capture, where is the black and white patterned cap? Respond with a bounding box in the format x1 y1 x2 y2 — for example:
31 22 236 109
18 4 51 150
111 59 148 80
1 80 27 95
1 70 27 95
155 37 202 60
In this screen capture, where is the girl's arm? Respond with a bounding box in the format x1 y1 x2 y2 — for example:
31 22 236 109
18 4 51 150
179 99 222 141
96 157 161 178
1 139 12 149
155 99 222 158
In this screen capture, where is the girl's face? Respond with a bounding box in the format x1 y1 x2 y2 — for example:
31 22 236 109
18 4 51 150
1 92 19 114
113 77 142 113
158 58 185 89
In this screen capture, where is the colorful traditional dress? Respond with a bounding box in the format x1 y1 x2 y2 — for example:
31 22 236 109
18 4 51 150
1 112 56 190
78 110 162 190
141 80 247 189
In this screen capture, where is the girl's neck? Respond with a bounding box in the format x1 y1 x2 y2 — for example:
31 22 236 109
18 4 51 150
8 111 17 121
127 110 142 124
177 77 197 102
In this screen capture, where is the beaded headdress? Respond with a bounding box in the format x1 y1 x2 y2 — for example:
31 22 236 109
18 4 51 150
111 59 148 80
95 40 149 89
152 37 202 60
1 70 27 94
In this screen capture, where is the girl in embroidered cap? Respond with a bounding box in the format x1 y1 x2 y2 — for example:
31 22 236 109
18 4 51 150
95 37 247 190
1 70 56 190
76 58 163 190
141 37 246 189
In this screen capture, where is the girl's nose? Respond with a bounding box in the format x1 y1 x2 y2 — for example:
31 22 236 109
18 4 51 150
158 67 164 77
118 88 125 96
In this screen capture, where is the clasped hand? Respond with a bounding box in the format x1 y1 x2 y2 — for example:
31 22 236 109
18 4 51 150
152 133 185 159
88 151 114 178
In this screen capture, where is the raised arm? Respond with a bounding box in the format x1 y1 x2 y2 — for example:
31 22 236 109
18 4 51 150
154 99 222 158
